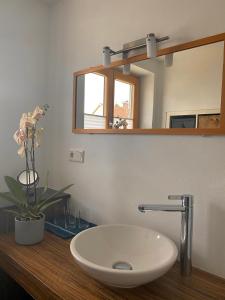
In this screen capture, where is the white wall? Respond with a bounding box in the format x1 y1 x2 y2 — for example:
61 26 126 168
135 59 165 128
139 73 154 128
45 0 225 279
0 0 49 187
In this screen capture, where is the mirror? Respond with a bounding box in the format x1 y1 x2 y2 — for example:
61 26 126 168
73 34 225 134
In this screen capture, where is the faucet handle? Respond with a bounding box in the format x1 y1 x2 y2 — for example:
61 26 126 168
168 195 184 200
168 194 193 207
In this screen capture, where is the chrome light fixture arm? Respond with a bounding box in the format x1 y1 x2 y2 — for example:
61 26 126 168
102 33 170 67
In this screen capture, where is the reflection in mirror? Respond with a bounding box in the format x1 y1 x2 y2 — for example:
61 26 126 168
133 41 224 129
74 41 224 130
112 72 138 129
114 79 133 128
76 72 106 129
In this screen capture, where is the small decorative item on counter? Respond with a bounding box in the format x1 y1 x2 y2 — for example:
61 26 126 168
45 217 96 239
0 104 73 245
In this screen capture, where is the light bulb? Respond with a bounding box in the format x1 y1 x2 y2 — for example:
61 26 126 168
146 33 157 58
165 53 173 67
102 46 111 67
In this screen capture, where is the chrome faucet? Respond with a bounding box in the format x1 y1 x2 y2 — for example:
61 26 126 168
138 194 193 276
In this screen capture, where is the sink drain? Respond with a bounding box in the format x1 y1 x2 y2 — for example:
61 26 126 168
112 261 133 270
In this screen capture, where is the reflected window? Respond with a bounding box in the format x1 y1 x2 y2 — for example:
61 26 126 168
114 80 133 119
84 73 105 116
113 75 137 129
75 70 139 130
84 73 106 129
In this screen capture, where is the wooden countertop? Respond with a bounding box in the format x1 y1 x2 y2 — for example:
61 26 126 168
0 232 224 300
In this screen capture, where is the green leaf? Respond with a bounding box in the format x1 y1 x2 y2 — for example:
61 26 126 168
27 211 40 218
4 208 19 216
37 171 49 203
0 192 23 208
37 184 73 210
4 176 27 205
43 171 49 195
1 177 73 219
39 198 64 212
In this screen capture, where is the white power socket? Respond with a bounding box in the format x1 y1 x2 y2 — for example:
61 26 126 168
69 149 85 163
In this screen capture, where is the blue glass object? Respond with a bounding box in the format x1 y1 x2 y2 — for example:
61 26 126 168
45 217 96 239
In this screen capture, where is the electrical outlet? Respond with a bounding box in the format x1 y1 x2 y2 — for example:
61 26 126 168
69 149 85 163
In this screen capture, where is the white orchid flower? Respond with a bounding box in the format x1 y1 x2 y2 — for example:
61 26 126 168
13 129 26 145
32 106 45 121
35 128 44 148
14 105 48 157
17 145 25 158
20 113 36 129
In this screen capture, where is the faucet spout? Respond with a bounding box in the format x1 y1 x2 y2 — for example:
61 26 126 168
138 204 185 213
138 194 193 277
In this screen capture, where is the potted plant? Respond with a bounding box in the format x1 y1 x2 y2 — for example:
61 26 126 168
0 105 73 245
0 176 73 245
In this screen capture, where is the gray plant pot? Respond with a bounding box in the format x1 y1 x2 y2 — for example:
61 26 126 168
15 213 45 245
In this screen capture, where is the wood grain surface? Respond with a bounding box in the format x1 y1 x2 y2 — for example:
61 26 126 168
0 232 224 300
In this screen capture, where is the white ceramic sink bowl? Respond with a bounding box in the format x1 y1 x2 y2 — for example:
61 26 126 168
70 224 178 288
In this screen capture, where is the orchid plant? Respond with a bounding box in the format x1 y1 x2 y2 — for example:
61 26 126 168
13 104 49 204
0 105 73 220
13 105 48 158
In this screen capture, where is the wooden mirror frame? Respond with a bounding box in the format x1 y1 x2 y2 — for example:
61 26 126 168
73 32 225 135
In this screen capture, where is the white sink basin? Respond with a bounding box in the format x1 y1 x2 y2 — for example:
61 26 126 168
70 224 178 288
